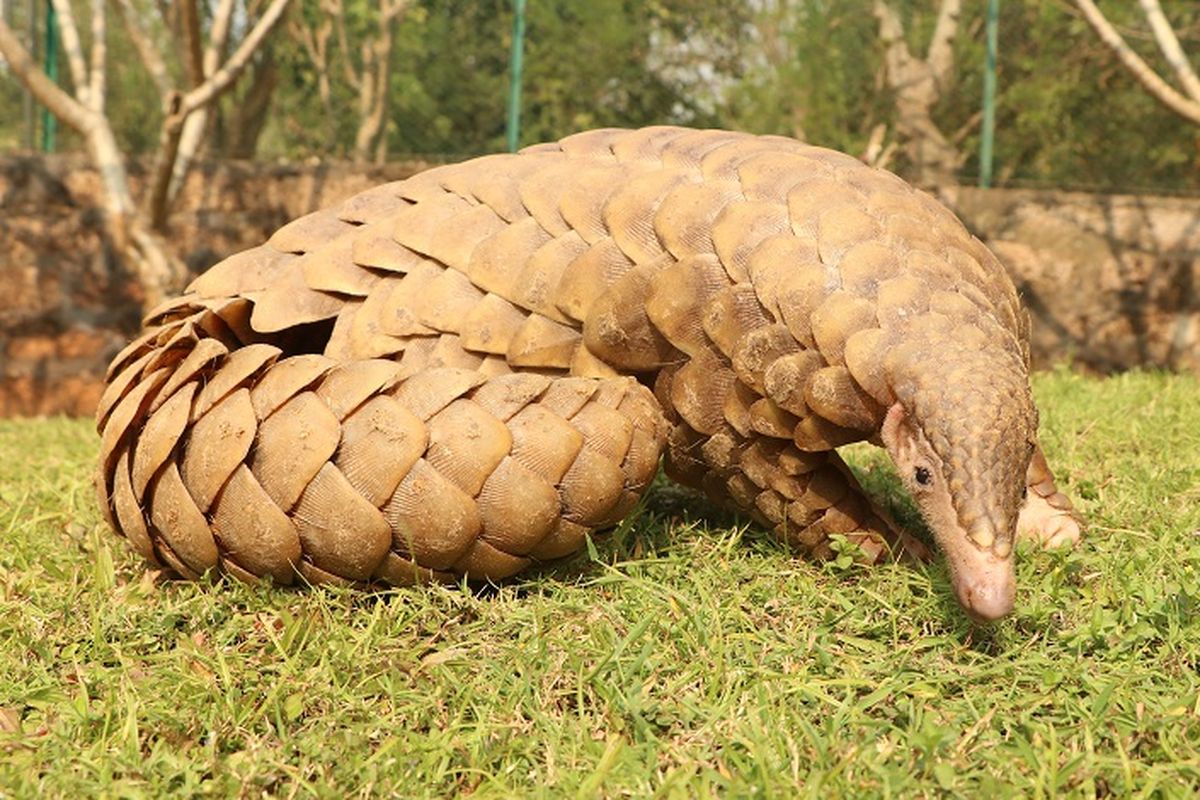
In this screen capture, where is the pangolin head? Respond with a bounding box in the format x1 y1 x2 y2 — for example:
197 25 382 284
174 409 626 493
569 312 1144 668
881 339 1036 622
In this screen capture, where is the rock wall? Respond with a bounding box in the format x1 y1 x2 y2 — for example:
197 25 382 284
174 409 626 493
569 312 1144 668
1 154 1197 417
0 155 426 416
946 186 1200 374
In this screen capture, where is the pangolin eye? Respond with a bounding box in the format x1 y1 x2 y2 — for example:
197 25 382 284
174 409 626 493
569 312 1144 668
914 467 932 486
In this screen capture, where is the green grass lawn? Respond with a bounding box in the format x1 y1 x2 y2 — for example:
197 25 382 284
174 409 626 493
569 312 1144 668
1 368 1197 798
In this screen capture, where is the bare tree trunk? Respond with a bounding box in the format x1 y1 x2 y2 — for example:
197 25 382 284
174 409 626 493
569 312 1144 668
141 0 292 230
354 1 407 164
861 122 898 170
302 0 407 164
1074 0 1200 125
290 6 337 147
220 48 279 159
168 0 237 202
1 0 293 309
353 42 387 162
0 8 184 309
873 0 964 185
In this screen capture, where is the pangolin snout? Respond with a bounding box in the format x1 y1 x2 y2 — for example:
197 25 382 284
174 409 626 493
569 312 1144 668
955 566 1012 623
938 517 1017 622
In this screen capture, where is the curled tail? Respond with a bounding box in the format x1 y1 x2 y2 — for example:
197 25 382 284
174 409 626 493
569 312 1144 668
95 297 666 586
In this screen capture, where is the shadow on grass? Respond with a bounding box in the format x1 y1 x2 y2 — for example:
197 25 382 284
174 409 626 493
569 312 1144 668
180 455 985 626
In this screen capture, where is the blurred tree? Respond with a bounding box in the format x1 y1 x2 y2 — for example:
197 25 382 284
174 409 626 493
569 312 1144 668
211 38 279 159
375 0 746 155
0 0 291 306
727 1 890 159
1075 0 1195 123
290 0 414 164
873 0 964 185
5 0 1200 194
725 0 972 180
952 1 1200 191
114 0 292 228
0 0 30 150
724 0 1200 192
1074 0 1200 125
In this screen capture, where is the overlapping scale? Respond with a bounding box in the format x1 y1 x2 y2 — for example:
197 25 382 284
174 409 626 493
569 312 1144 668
97 126 1053 588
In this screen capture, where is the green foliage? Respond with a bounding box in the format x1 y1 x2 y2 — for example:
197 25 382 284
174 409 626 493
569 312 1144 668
951 1 1200 191
724 0 1200 191
724 2 891 156
0 77 26 150
1 369 1198 795
3 0 1200 191
388 0 510 155
261 0 749 159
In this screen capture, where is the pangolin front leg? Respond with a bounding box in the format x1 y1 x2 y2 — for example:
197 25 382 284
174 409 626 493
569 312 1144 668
661 422 930 563
1017 445 1083 548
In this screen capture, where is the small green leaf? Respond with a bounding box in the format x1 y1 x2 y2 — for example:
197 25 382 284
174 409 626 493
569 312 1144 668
284 693 305 722
933 762 956 790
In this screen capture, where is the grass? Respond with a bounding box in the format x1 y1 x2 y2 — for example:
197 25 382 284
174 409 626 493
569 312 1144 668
0 368 1198 798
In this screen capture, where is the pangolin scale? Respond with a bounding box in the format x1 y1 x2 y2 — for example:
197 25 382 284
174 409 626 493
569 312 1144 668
95 127 1080 620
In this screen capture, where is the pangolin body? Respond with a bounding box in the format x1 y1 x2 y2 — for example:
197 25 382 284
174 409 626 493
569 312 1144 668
96 127 1078 620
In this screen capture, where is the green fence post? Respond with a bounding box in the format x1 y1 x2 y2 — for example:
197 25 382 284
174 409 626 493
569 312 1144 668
505 0 526 153
41 0 57 153
980 0 998 188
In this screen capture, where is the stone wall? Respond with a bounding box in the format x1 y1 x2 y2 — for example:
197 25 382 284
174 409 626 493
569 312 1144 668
947 186 1200 374
1 154 1197 417
0 155 426 416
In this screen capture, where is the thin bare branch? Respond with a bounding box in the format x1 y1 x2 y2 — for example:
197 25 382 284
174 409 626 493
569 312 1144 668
861 122 887 164
1074 0 1200 125
0 18 93 132
327 0 360 89
206 0 237 72
50 0 91 105
951 109 984 146
179 0 203 86
112 0 172 96
1139 0 1200 103
176 0 291 118
927 0 961 88
288 8 334 143
89 0 106 112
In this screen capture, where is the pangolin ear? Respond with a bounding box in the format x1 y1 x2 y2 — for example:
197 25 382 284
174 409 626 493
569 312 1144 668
881 402 917 465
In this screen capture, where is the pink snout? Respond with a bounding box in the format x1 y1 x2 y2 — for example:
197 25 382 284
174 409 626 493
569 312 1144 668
942 536 1017 622
954 569 1015 622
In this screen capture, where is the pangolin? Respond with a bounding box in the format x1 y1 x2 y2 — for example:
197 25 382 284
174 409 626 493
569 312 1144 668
95 127 1081 621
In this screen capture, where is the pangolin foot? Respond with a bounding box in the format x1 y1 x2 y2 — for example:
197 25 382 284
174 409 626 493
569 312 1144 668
861 499 934 564
1017 492 1082 549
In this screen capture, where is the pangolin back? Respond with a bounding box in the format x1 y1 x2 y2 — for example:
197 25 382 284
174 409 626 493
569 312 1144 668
96 126 1035 585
